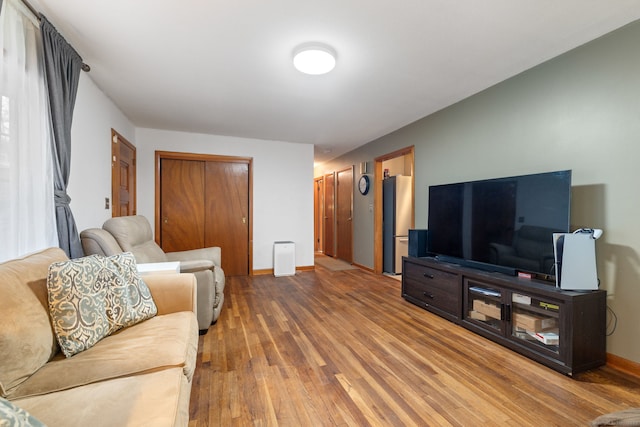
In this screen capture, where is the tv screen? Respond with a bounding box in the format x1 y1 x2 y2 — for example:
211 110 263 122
427 170 571 277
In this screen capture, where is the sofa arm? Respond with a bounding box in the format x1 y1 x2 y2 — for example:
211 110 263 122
143 273 197 315
166 247 221 267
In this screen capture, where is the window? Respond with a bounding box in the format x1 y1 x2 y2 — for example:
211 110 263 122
0 0 57 262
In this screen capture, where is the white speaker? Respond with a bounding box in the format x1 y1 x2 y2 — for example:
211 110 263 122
274 241 295 277
553 233 599 290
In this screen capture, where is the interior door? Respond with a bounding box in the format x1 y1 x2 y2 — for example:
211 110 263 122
336 167 353 263
324 173 335 257
111 129 136 217
314 177 324 252
204 161 250 276
159 159 206 252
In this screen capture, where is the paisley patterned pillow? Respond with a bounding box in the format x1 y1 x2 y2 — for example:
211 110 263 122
0 397 46 427
47 252 157 357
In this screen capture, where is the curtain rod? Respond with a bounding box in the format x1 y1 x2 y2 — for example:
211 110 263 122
19 0 91 72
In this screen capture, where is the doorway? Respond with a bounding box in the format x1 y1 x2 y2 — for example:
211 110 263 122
336 166 354 263
314 177 324 252
111 129 136 217
374 146 415 274
323 172 335 257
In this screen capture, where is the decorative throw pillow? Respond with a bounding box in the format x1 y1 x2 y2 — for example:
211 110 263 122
101 252 157 330
0 397 46 427
47 252 157 358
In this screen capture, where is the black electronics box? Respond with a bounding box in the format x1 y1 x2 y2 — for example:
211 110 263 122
408 229 428 257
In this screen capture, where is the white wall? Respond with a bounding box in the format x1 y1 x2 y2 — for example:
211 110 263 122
68 73 135 232
135 128 315 272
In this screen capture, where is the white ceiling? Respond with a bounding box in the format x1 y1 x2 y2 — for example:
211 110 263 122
31 0 640 164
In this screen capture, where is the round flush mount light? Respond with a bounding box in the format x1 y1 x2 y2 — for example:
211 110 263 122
293 44 336 75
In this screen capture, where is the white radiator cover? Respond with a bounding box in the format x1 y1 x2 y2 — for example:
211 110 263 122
274 241 295 277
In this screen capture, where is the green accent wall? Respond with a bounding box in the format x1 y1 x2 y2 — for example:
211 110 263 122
317 19 640 364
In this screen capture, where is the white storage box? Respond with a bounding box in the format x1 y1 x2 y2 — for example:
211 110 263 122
274 241 295 277
137 261 180 275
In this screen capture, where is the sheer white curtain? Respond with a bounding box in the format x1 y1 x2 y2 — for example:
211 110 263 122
0 0 58 262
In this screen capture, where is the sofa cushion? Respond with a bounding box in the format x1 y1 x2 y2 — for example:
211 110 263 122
12 367 191 427
0 397 46 427
7 311 198 399
47 252 158 358
0 248 68 398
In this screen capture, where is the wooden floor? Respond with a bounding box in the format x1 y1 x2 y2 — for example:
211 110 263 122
189 261 640 426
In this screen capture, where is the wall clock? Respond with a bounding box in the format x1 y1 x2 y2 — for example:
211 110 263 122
358 175 370 195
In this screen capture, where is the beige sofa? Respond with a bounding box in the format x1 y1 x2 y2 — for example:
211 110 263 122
0 248 198 427
80 215 225 331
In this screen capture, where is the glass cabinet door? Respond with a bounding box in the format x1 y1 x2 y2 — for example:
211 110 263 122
510 293 561 355
467 284 505 333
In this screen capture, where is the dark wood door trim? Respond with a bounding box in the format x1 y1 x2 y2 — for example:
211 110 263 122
155 150 253 275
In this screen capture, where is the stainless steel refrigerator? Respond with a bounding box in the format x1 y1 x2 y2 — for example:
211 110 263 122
383 176 412 274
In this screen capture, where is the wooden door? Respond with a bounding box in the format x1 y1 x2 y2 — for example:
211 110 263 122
159 159 206 252
204 161 250 276
336 167 353 263
314 177 324 252
324 172 335 257
156 152 252 276
111 129 136 217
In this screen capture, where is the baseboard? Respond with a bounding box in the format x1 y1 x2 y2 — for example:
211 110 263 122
352 262 373 272
252 265 314 276
252 269 273 276
607 353 640 378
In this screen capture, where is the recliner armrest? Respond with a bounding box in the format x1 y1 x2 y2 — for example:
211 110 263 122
166 246 221 267
177 259 215 273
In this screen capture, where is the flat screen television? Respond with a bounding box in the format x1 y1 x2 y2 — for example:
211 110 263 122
427 170 571 279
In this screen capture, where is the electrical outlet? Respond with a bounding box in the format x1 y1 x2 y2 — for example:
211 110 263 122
105 197 110 209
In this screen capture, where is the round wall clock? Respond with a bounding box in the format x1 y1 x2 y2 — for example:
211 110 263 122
358 175 370 195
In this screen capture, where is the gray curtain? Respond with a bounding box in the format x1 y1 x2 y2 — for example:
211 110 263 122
40 15 84 258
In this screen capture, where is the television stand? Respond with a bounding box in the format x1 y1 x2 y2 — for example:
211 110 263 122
401 256 606 375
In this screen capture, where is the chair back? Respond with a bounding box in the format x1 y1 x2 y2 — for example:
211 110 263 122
80 228 123 257
102 215 168 263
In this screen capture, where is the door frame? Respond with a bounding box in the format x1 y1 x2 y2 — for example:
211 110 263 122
154 150 254 275
111 129 137 217
374 146 415 274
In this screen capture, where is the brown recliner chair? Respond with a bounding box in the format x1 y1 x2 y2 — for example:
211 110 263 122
80 215 225 332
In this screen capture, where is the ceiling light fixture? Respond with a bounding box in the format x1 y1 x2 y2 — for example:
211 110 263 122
293 44 336 75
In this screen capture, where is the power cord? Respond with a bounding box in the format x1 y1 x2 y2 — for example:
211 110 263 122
606 305 618 336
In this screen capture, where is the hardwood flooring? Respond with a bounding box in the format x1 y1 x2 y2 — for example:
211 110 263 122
189 262 640 426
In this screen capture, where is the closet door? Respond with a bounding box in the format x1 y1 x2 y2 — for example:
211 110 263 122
159 159 206 252
204 161 250 276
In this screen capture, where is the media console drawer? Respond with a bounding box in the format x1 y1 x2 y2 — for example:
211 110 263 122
402 259 461 320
